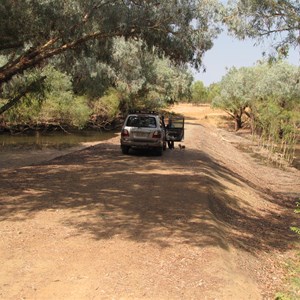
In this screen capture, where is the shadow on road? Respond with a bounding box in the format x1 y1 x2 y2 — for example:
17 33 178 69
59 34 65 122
0 141 298 253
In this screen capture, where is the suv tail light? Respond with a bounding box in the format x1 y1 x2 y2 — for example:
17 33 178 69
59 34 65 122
121 129 129 137
152 130 161 138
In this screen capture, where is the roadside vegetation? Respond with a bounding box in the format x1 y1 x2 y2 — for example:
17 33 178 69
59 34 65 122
0 40 194 132
212 62 300 166
275 250 300 300
0 0 222 126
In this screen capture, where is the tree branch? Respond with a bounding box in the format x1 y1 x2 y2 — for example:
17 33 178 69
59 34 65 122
0 76 46 115
0 30 125 87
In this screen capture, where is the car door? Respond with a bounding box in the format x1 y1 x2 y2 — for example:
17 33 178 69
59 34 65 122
165 116 185 142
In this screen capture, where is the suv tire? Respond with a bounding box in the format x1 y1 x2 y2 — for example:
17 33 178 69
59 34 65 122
156 147 163 156
121 146 130 154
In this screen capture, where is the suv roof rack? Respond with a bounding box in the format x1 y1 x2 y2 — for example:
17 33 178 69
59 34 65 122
128 110 159 115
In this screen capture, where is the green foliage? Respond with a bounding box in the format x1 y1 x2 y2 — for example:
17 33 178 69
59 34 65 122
0 0 222 119
40 94 91 129
92 88 121 121
213 61 299 163
212 66 255 130
153 58 193 105
142 91 166 110
0 0 221 88
111 38 193 111
32 66 77 124
275 251 300 300
290 202 300 235
42 65 73 95
251 62 300 163
1 37 195 126
112 38 149 100
68 96 92 129
224 0 300 56
1 68 47 101
275 292 294 300
212 67 247 111
207 83 221 103
0 55 8 67
2 65 91 128
191 81 208 104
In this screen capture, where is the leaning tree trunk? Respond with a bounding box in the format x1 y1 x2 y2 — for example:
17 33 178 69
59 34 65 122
234 109 243 131
0 76 46 115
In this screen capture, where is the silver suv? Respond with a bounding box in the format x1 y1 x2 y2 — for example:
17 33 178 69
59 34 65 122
120 111 166 155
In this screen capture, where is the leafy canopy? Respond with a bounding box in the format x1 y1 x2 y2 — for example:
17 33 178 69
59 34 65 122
111 38 193 110
0 0 221 86
191 80 208 103
224 0 300 55
213 61 300 162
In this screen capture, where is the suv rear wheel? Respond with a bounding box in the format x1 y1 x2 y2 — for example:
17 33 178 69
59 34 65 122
156 147 163 156
121 145 130 154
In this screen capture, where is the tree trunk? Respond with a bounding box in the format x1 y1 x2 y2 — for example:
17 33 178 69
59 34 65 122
234 115 242 131
234 109 243 131
0 31 123 88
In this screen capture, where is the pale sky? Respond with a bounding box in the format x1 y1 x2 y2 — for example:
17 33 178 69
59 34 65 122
193 32 300 86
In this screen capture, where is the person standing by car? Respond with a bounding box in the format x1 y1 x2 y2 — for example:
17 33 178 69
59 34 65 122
166 119 175 149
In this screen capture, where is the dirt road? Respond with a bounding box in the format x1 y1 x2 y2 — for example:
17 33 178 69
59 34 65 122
1 104 299 299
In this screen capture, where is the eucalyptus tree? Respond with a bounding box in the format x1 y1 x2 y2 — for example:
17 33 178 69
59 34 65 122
111 37 152 109
251 61 300 162
224 0 300 54
0 0 222 114
206 82 220 103
212 66 255 130
1 65 91 128
111 37 193 110
153 58 193 105
191 80 208 103
213 61 299 162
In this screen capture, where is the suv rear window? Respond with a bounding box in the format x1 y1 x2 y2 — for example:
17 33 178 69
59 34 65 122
126 116 157 128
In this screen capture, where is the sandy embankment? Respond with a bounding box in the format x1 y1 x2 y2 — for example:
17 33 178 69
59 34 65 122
0 141 104 169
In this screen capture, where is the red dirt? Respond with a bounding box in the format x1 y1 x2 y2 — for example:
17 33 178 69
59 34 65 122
0 104 299 299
